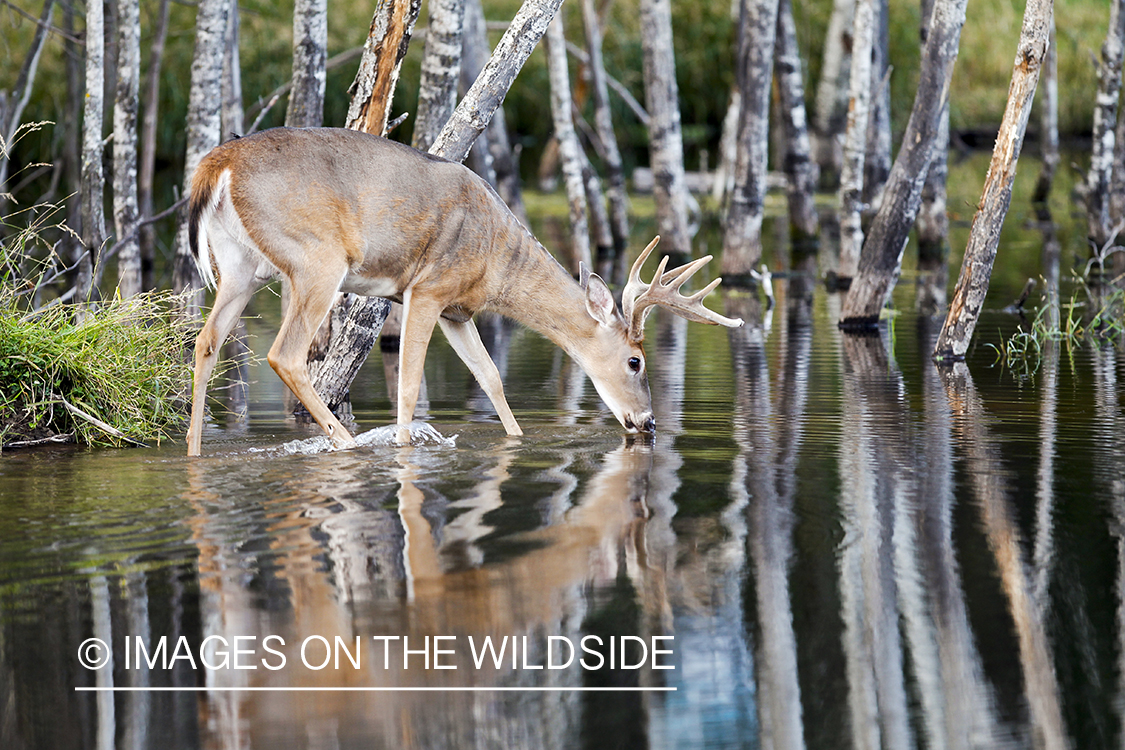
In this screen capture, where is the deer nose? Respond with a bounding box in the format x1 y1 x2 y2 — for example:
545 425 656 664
625 413 656 433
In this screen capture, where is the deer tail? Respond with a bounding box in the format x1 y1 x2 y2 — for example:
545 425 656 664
188 161 227 291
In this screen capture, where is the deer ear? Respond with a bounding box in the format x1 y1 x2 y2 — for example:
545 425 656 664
584 272 618 327
579 261 592 290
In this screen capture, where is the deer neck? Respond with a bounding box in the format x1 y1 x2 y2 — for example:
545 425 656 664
487 229 599 360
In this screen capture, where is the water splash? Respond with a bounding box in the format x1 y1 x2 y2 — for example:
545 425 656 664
249 422 457 457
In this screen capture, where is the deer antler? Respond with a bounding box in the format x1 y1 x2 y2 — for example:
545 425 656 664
621 236 744 342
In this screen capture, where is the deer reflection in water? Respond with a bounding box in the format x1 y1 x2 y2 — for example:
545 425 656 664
180 431 665 746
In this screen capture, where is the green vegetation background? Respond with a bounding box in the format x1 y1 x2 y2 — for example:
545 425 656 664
0 0 1108 217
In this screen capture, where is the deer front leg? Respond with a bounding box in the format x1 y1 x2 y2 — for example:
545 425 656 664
268 263 357 451
395 289 445 445
438 317 523 437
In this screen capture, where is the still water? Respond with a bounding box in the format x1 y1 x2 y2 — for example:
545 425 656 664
2 188 1125 748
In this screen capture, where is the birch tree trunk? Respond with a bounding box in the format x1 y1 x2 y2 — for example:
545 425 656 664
138 0 170 292
172 0 230 316
813 0 855 188
838 0 967 327
1085 0 1125 250
221 0 243 139
546 14 591 273
582 0 630 259
639 0 692 257
79 0 107 303
862 0 891 215
113 0 142 299
461 0 527 225
1032 17 1058 204
932 0 1053 360
836 0 875 282
413 0 464 152
916 0 952 293
286 0 327 129
431 0 566 159
722 0 781 277
774 0 819 247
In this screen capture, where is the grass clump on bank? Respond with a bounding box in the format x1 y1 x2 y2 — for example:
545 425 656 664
1 207 194 450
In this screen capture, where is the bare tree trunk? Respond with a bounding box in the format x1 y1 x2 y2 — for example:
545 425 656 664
932 0 1053 360
1032 16 1058 204
113 0 142 299
460 0 527 225
774 0 819 247
138 0 170 292
546 14 591 273
221 0 243 140
413 0 464 152
346 0 424 136
722 0 780 277
286 0 327 129
79 0 108 303
916 0 952 304
431 0 566 159
813 0 855 188
1085 0 1125 249
582 0 630 260
639 0 692 257
173 0 231 316
863 0 891 215
838 0 967 327
837 0 875 282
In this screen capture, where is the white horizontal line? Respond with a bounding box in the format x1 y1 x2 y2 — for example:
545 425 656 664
75 686 676 693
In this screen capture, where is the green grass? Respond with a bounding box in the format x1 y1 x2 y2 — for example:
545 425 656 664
0 186 195 449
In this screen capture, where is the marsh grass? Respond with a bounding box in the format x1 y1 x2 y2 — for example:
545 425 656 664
988 277 1125 376
1 185 195 450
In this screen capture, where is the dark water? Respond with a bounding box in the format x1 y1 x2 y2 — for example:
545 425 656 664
3 167 1125 748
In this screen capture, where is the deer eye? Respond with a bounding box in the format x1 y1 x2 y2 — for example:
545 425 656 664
628 356 642 373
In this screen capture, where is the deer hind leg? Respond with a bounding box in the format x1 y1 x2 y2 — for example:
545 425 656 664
438 317 523 437
267 258 357 450
187 258 262 456
395 288 446 445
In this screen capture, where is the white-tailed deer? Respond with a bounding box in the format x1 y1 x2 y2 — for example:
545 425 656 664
185 127 742 455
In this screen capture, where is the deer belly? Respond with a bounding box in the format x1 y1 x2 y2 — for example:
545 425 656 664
339 273 401 299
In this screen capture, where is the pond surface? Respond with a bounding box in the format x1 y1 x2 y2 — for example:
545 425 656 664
2 165 1125 749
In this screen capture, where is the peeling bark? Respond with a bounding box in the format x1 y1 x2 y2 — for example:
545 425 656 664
838 0 967 327
346 0 423 135
113 0 142 299
933 0 1053 360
